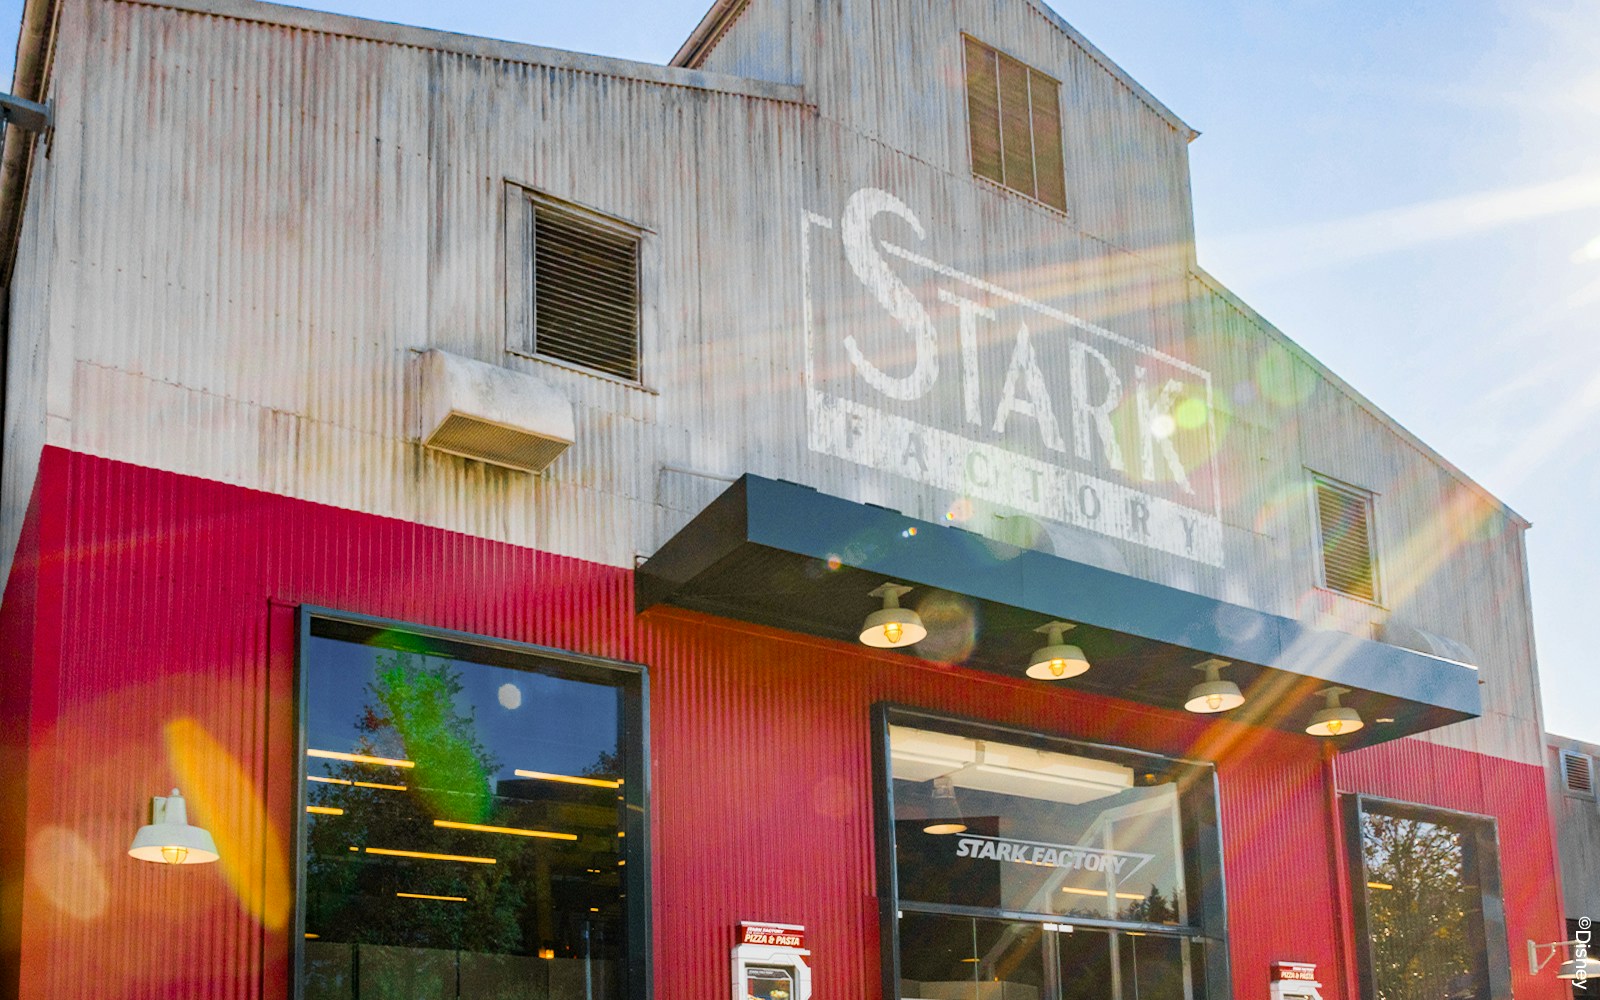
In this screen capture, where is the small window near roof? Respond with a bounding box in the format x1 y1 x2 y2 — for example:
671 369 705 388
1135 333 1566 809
963 36 1066 211
507 185 642 383
1312 474 1378 602
1561 749 1594 798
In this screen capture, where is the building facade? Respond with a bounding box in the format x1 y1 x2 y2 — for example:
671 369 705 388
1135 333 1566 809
1547 731 1600 979
0 0 1568 997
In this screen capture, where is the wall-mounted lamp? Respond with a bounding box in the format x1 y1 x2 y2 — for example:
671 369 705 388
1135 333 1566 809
1528 938 1600 979
128 788 219 865
1184 659 1244 713
1305 686 1363 737
859 583 926 648
922 774 967 835
1026 622 1089 681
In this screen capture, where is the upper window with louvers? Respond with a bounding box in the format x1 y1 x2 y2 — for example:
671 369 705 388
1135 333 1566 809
524 197 641 382
1313 475 1379 603
963 36 1067 212
1561 750 1595 799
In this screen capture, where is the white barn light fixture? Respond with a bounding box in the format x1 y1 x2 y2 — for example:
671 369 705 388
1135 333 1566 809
1305 686 1364 737
859 583 926 648
1184 659 1244 713
128 788 219 865
1528 938 1600 979
1026 622 1089 681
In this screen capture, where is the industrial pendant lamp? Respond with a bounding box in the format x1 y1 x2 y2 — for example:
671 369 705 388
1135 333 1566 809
128 788 219 865
1026 622 1090 680
1184 659 1245 713
1305 686 1364 737
859 583 926 648
923 774 967 835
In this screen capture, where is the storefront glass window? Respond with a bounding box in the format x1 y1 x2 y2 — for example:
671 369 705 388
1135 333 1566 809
1353 801 1505 1000
296 613 644 1000
884 718 1225 1000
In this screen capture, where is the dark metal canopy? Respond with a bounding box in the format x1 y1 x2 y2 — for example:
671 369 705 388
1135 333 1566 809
636 475 1481 748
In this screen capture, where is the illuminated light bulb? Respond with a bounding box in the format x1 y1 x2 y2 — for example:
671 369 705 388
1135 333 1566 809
1306 686 1364 737
1026 622 1089 681
161 845 189 865
859 583 926 648
1184 659 1244 714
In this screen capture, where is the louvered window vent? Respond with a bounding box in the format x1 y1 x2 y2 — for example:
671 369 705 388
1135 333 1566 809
963 35 1066 212
416 349 575 474
1562 750 1595 798
530 199 641 381
1313 475 1378 602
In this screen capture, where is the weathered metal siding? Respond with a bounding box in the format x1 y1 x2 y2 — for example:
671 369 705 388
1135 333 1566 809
0 126 56 597
1545 733 1600 918
43 0 809 574
1186 274 1545 766
15 449 1568 1000
692 0 1197 270
24 0 1542 766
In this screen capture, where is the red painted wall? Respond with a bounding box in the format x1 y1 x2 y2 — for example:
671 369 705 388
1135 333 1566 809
3 448 1567 999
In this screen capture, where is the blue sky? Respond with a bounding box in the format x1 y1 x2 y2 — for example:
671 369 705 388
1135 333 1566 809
3 0 1596 742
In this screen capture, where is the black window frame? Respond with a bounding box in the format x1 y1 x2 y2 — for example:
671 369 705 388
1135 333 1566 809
871 704 1231 1000
292 606 652 1000
1342 794 1511 1000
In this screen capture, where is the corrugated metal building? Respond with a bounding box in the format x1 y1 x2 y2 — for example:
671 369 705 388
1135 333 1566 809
0 0 1570 997
1546 731 1600 984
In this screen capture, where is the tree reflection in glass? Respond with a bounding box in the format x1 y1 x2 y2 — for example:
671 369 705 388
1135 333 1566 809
1361 812 1488 1000
301 640 628 1000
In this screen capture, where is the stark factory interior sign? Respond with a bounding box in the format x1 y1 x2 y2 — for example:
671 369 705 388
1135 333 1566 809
804 187 1224 566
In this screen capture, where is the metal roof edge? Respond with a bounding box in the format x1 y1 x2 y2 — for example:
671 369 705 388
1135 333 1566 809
670 0 1200 140
1548 731 1600 757
0 0 58 285
1191 265 1531 530
1021 0 1198 141
671 0 747 69
120 0 809 106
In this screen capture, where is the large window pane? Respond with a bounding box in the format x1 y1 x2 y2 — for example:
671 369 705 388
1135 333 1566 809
884 718 1222 1000
891 726 1188 924
898 913 1046 1000
298 616 639 1000
1358 806 1496 1000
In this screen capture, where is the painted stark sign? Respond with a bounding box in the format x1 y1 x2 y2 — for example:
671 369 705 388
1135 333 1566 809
803 188 1224 567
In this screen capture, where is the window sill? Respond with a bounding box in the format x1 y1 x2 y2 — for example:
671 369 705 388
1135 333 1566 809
506 349 660 396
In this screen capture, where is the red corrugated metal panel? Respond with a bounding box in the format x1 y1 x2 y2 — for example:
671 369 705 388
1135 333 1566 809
1338 740 1566 1000
5 449 1566 999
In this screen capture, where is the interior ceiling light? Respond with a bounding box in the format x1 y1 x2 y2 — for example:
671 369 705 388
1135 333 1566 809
128 788 219 866
923 774 967 835
1306 686 1364 737
859 583 926 648
1026 622 1089 680
1184 658 1244 714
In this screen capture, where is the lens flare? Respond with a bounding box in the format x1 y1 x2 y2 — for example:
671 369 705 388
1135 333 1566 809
27 825 110 921
164 718 292 930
